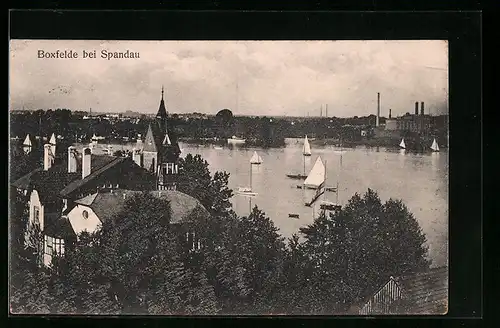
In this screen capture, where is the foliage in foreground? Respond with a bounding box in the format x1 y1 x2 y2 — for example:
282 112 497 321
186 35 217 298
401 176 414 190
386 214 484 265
10 152 430 315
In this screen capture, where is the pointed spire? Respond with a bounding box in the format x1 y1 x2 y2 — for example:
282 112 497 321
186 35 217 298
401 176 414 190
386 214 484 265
156 85 168 120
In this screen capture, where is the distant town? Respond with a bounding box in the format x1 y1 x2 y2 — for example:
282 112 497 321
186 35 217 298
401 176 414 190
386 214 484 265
10 99 448 152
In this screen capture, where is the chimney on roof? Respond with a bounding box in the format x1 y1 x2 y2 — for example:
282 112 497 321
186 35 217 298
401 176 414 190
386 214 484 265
68 146 77 173
82 147 92 179
43 144 54 171
132 148 142 167
420 102 425 115
376 93 380 127
415 102 419 115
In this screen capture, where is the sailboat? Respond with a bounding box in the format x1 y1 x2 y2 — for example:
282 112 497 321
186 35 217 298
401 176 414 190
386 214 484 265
304 156 326 207
22 134 32 154
286 135 312 179
320 149 342 213
399 138 406 149
303 135 312 156
250 151 263 165
237 154 258 196
430 138 440 152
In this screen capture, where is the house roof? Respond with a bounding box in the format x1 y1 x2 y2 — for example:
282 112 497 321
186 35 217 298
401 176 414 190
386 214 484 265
394 266 448 314
11 168 43 190
75 189 209 224
11 154 118 194
44 212 77 240
59 157 126 197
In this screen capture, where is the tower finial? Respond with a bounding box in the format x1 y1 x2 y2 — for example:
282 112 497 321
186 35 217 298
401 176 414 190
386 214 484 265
161 85 164 100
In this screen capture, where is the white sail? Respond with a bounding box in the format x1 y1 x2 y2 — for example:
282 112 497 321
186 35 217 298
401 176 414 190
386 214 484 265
250 151 263 164
49 133 56 145
304 156 326 189
303 135 312 156
23 134 32 146
431 138 440 152
399 138 406 149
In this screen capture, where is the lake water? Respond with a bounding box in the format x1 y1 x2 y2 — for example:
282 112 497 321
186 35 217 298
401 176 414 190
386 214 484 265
81 139 449 267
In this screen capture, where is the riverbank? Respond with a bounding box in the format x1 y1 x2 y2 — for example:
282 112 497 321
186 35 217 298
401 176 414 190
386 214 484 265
310 137 449 149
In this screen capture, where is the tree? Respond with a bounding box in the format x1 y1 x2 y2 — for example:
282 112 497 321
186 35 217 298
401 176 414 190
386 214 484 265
10 188 49 314
98 192 218 314
196 206 286 314
297 189 431 313
177 154 233 216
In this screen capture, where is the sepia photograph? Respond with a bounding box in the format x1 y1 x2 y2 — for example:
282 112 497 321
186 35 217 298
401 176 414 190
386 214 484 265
9 40 449 315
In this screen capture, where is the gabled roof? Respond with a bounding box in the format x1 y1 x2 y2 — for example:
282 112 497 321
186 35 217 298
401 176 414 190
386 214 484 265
44 212 76 240
143 124 160 153
11 168 43 190
393 266 448 314
59 157 127 197
11 154 122 201
74 189 209 224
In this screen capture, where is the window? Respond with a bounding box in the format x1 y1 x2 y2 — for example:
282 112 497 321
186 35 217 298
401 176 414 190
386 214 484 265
167 163 175 174
45 235 53 257
33 206 40 225
186 231 201 252
45 235 65 257
115 184 119 188
82 210 89 219
53 238 65 255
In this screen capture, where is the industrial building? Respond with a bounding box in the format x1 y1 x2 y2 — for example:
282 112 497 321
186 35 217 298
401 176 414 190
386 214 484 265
385 102 432 135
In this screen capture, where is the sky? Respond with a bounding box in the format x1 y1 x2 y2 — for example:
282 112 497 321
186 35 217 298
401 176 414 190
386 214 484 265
9 40 448 117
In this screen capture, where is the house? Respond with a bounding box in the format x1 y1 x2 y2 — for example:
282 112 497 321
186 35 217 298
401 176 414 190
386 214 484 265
11 88 196 267
358 266 448 315
11 137 157 266
131 86 181 191
66 189 209 253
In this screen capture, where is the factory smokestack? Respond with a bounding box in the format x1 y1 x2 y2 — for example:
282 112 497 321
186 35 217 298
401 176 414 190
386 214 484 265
376 93 380 127
420 102 425 115
415 102 419 115
326 104 328 118
389 109 392 119
320 105 323 117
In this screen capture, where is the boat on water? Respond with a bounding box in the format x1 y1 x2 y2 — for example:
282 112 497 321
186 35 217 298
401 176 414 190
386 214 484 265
430 138 440 152
238 187 252 193
236 153 258 196
399 138 406 149
304 156 326 206
214 146 223 150
23 134 32 147
288 213 300 219
303 135 312 156
319 200 341 211
286 135 312 179
250 151 263 165
227 136 246 144
287 173 309 180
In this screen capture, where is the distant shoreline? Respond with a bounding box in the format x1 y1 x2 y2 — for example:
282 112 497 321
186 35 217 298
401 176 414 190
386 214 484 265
176 136 448 150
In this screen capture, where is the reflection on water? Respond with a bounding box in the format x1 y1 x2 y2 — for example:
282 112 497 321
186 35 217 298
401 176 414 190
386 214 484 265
75 141 448 267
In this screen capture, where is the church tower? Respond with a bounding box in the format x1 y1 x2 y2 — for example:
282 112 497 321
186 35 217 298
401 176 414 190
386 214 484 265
142 86 181 190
